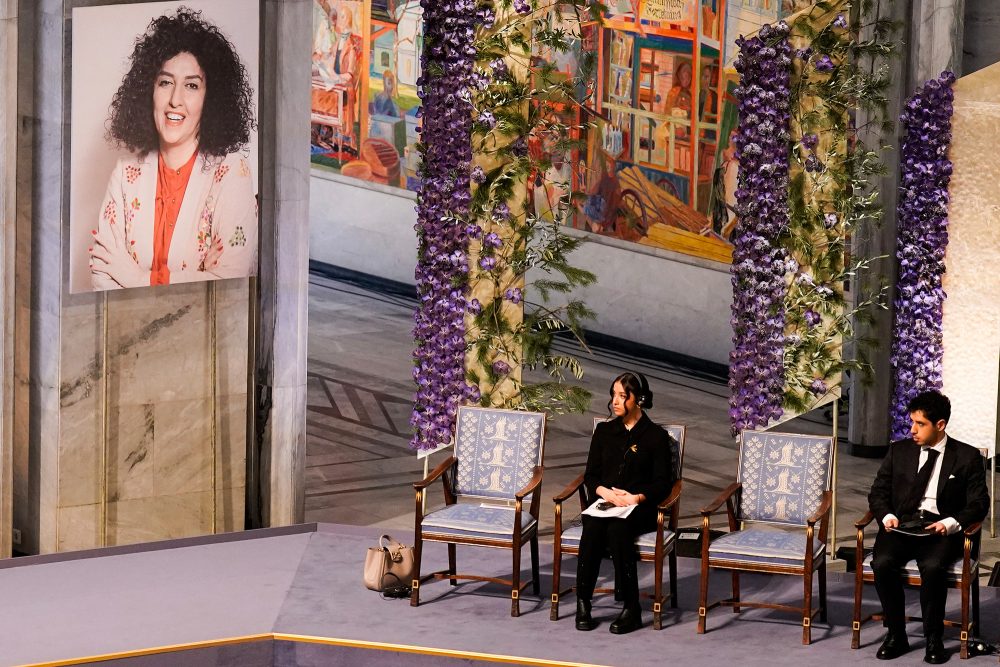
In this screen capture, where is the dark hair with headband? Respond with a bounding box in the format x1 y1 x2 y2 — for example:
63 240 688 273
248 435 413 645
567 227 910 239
607 371 653 416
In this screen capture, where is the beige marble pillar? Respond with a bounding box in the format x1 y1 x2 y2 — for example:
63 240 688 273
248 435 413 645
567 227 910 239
0 0 17 558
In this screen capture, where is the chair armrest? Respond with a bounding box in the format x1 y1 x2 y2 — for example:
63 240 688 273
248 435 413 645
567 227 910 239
413 456 457 491
515 466 544 500
855 510 875 530
553 473 585 503
806 493 832 526
658 480 682 511
963 521 982 537
700 482 740 516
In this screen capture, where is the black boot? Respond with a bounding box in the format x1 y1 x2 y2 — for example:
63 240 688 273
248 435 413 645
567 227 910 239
575 598 597 631
609 605 642 634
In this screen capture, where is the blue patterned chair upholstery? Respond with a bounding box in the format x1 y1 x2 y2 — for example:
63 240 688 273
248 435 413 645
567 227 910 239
697 429 834 644
411 407 546 616
550 420 686 630
851 509 982 659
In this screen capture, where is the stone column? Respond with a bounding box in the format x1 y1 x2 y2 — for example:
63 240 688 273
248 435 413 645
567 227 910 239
0 0 17 558
849 0 966 454
253 0 311 527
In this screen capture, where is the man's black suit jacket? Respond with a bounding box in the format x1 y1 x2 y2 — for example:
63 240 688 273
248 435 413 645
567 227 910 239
868 436 990 529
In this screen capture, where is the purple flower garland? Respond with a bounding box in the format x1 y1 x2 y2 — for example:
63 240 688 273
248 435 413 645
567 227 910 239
728 22 793 436
888 71 956 440
410 0 481 450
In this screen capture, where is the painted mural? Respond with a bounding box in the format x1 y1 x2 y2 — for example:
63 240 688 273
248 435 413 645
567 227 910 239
311 0 812 263
311 0 423 189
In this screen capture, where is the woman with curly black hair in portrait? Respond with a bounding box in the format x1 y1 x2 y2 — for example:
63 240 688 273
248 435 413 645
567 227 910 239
90 7 257 290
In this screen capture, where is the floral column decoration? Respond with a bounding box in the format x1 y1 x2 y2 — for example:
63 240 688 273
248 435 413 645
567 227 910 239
888 71 956 440
727 22 793 434
410 0 481 451
728 2 896 435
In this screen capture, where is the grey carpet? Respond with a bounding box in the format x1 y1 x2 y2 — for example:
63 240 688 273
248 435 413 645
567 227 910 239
1 524 996 667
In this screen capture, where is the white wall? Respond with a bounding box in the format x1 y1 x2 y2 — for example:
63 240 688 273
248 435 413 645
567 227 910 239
309 171 732 366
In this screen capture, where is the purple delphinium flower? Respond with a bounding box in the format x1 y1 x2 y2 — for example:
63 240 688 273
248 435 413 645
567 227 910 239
492 202 511 221
470 165 486 184
479 256 497 271
410 0 480 450
814 55 835 72
728 26 793 436
478 110 497 129
888 71 956 440
833 14 848 29
804 309 822 327
823 212 838 228
513 0 531 15
804 154 824 172
483 232 503 248
504 287 523 304
467 298 482 315
794 47 813 61
810 378 828 395
492 360 511 376
801 133 818 150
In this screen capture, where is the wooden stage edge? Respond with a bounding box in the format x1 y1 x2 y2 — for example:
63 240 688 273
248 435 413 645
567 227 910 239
15 633 610 667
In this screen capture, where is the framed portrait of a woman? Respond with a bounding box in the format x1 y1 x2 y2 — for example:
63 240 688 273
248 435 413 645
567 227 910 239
69 0 260 293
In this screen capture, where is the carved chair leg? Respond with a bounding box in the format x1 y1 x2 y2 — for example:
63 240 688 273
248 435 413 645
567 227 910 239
698 564 709 634
669 550 678 609
851 562 864 649
960 577 971 659
653 555 664 630
448 543 457 586
802 569 813 645
550 544 562 621
410 536 423 608
819 561 828 623
731 572 741 613
511 542 523 617
531 535 540 596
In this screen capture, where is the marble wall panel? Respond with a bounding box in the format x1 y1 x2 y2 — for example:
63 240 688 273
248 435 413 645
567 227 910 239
56 502 99 553
940 61 1000 457
106 490 213 546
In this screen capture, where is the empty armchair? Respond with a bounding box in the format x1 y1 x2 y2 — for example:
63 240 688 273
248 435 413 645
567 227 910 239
697 430 834 644
411 407 546 616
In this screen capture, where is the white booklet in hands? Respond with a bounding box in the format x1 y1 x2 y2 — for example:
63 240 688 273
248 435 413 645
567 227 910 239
582 499 637 519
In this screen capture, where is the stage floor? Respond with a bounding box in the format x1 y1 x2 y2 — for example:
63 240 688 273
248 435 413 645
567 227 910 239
1 523 996 667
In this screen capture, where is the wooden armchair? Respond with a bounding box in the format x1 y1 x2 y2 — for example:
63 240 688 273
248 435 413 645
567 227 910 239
411 407 546 617
697 430 834 644
851 511 982 659
550 423 686 630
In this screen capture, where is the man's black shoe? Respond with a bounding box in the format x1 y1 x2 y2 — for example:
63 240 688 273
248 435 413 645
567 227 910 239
924 637 949 664
876 632 910 660
575 599 597 631
609 605 642 634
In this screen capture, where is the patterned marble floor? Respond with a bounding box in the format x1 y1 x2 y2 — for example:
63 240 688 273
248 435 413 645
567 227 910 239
305 274 1000 578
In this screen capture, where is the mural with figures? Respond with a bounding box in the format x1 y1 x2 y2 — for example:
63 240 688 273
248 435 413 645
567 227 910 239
311 0 423 189
311 0 812 262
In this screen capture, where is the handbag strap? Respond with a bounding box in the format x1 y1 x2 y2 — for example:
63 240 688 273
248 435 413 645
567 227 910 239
379 534 406 552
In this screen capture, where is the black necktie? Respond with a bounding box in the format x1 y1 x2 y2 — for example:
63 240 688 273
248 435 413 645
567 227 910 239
900 448 940 517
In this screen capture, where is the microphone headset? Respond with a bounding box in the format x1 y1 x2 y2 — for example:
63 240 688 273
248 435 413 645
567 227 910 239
629 371 653 409
609 371 653 410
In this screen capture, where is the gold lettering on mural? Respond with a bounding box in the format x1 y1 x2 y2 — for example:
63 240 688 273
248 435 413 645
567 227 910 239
641 0 690 23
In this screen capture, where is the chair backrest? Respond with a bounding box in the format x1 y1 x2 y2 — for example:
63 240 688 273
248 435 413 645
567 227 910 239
454 407 546 500
737 429 834 526
593 417 686 480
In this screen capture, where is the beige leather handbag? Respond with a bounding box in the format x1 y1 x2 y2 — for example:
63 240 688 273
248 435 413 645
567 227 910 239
363 534 415 592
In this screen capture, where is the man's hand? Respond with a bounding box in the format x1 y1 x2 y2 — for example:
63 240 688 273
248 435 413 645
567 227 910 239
883 516 899 531
925 521 948 535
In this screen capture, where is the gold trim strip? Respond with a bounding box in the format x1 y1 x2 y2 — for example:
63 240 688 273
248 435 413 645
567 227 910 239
13 634 274 667
14 633 610 667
